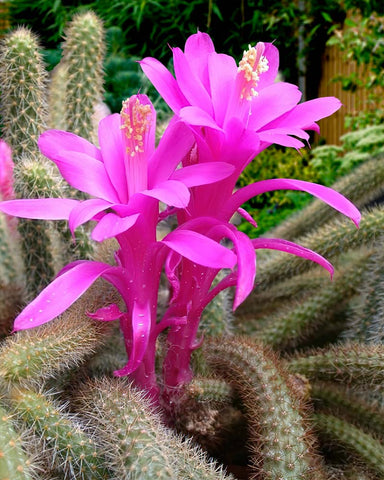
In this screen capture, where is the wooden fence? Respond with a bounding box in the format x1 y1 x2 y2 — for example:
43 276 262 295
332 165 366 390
316 14 383 145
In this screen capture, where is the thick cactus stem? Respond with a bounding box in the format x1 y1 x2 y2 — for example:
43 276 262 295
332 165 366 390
77 377 235 480
0 27 48 160
258 206 384 290
314 412 384 477
287 343 384 387
204 336 326 480
61 11 105 142
9 387 110 479
0 403 33 479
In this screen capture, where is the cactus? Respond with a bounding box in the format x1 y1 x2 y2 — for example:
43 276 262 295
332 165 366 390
311 381 384 440
343 239 384 343
0 27 48 160
1 9 384 479
257 205 384 291
287 343 384 387
77 377 235 480
8 387 111 479
313 412 384 478
257 248 373 349
0 403 34 479
60 11 105 143
204 336 326 480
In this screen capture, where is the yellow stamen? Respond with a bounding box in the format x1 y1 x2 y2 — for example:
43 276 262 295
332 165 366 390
120 98 152 157
238 43 269 100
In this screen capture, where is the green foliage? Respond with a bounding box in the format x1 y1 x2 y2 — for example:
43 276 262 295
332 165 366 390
326 9 384 129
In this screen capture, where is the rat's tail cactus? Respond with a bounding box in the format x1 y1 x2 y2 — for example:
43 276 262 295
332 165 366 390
0 9 383 479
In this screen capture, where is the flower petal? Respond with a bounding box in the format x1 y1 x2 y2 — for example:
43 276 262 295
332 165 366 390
141 180 190 208
68 198 111 233
226 179 361 227
38 130 102 162
148 120 194 186
98 113 128 203
87 303 125 321
13 261 123 331
184 31 215 89
91 212 140 242
53 151 119 202
208 52 237 126
114 301 151 376
208 223 256 309
252 237 334 277
162 230 236 269
170 162 235 187
179 105 223 131
248 82 302 131
173 47 213 115
139 57 188 113
0 198 78 220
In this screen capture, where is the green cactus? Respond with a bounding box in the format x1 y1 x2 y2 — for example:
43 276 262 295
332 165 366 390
0 27 48 160
343 239 384 343
77 377 235 480
257 205 384 291
0 403 34 479
61 11 105 143
204 336 326 480
287 343 384 387
257 248 373 349
0 279 121 386
9 387 111 479
314 412 384 478
311 381 384 441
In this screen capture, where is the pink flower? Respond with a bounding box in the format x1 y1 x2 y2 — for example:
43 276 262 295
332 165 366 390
0 94 237 397
140 33 361 391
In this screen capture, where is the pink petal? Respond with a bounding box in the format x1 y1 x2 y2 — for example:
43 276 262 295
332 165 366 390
91 212 140 241
257 43 280 90
184 32 215 89
162 230 236 269
114 302 151 376
13 261 123 331
68 198 111 233
170 162 235 187
252 237 334 277
173 47 213 115
139 57 188 113
208 52 237 126
0 198 78 220
248 82 302 131
226 179 361 227
209 223 256 309
98 113 128 203
148 121 194 186
53 151 119 202
141 180 190 208
179 105 223 131
38 130 102 162
87 303 125 321
258 131 305 149
271 97 342 130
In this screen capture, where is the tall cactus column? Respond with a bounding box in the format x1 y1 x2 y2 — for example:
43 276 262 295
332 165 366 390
0 27 60 297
